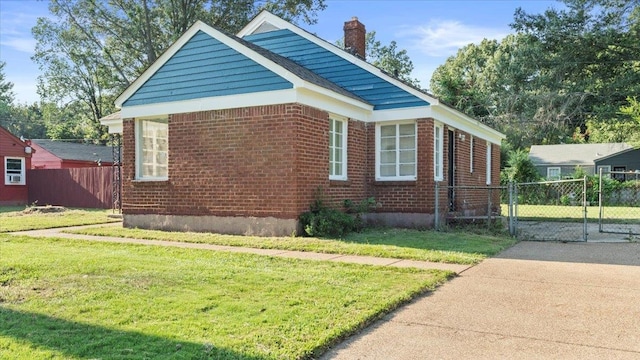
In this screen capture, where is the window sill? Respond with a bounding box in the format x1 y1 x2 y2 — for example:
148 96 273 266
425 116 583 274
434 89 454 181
330 179 351 187
132 178 169 183
373 180 417 187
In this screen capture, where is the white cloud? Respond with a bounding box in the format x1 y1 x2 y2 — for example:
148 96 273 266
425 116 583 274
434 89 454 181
400 19 510 57
1 37 37 54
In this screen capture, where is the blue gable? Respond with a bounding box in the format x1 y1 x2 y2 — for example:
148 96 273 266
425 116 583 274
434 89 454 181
124 31 293 107
243 29 429 110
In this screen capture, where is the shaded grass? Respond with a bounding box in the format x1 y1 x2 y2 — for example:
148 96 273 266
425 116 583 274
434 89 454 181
68 226 516 265
501 204 640 224
0 208 120 232
0 235 451 359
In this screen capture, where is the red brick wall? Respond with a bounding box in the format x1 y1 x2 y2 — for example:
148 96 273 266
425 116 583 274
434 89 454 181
121 105 502 223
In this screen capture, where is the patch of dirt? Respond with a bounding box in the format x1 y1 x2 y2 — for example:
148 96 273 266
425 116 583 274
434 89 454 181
22 205 67 214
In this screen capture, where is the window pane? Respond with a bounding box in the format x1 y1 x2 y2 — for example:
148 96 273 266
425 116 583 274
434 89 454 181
381 138 396 151
334 163 342 176
399 136 415 150
381 151 396 164
381 125 396 137
399 150 415 163
139 118 168 178
399 164 415 176
334 148 342 163
380 164 396 177
6 159 21 171
399 123 415 136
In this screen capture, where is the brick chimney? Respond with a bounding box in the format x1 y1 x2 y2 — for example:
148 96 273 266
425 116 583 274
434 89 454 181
343 16 366 60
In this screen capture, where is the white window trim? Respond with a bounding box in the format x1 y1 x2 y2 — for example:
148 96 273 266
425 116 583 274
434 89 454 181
547 166 561 180
597 165 611 178
470 135 474 173
375 120 417 181
486 142 492 185
329 115 348 181
135 117 169 181
4 157 26 185
434 122 444 181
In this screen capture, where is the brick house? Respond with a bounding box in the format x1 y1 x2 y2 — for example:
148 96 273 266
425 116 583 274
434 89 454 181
0 126 33 205
101 11 505 236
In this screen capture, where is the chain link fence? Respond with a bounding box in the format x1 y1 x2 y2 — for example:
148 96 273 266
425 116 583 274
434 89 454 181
597 170 640 236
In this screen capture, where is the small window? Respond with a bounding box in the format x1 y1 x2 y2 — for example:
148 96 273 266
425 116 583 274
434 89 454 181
329 116 347 180
136 117 168 180
5 157 25 185
547 167 561 180
434 122 443 181
486 142 492 185
376 122 417 181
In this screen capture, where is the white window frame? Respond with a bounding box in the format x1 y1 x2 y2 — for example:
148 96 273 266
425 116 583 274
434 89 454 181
434 122 444 181
329 115 348 180
375 121 417 181
486 142 492 185
547 166 561 180
135 117 169 181
597 165 611 178
4 157 26 185
470 135 474 173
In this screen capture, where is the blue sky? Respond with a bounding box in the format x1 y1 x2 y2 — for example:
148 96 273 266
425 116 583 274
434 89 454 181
0 0 563 104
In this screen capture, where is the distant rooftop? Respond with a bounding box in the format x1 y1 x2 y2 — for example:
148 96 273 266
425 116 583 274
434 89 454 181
529 143 633 166
31 139 114 163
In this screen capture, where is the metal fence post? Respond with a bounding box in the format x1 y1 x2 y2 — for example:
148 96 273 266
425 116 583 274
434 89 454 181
434 182 440 231
487 188 492 229
508 181 514 236
583 176 588 242
598 167 603 233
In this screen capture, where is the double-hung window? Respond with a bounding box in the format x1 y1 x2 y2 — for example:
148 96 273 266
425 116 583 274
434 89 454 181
376 122 416 181
5 157 25 185
329 116 347 180
136 117 168 180
434 122 443 181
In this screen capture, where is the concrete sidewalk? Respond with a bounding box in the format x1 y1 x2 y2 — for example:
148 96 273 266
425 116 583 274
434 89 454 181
321 241 640 359
9 223 471 274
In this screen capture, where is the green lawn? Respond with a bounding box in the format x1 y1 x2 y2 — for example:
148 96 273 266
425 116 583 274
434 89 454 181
0 235 451 359
69 226 516 265
0 207 120 232
501 204 640 224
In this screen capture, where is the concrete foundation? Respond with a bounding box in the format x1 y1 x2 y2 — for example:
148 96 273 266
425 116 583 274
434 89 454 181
123 214 298 237
363 212 435 229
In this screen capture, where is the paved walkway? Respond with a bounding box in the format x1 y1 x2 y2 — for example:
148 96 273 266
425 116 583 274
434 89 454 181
10 223 471 274
321 241 640 359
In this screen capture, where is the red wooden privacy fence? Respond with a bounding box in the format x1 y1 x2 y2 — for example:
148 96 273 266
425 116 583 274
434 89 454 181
28 167 114 209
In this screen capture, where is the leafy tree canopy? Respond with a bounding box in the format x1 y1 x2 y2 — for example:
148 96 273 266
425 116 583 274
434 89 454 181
430 0 640 150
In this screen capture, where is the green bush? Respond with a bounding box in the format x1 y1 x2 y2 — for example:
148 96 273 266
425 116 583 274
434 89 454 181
299 190 375 238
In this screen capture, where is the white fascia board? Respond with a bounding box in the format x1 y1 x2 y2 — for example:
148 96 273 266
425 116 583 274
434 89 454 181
238 11 441 106
367 107 434 123
431 105 506 145
120 89 297 119
295 88 371 120
116 21 307 108
300 82 372 111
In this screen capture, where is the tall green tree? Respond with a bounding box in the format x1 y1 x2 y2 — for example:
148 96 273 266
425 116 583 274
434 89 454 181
32 0 326 139
430 0 640 150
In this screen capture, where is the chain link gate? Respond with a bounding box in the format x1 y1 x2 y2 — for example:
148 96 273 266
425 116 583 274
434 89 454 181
598 169 640 237
513 178 587 242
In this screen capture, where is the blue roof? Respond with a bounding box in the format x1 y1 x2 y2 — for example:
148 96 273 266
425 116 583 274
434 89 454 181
243 29 429 110
124 31 293 107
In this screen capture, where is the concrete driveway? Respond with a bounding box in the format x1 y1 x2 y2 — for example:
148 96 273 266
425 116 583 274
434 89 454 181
322 241 640 359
